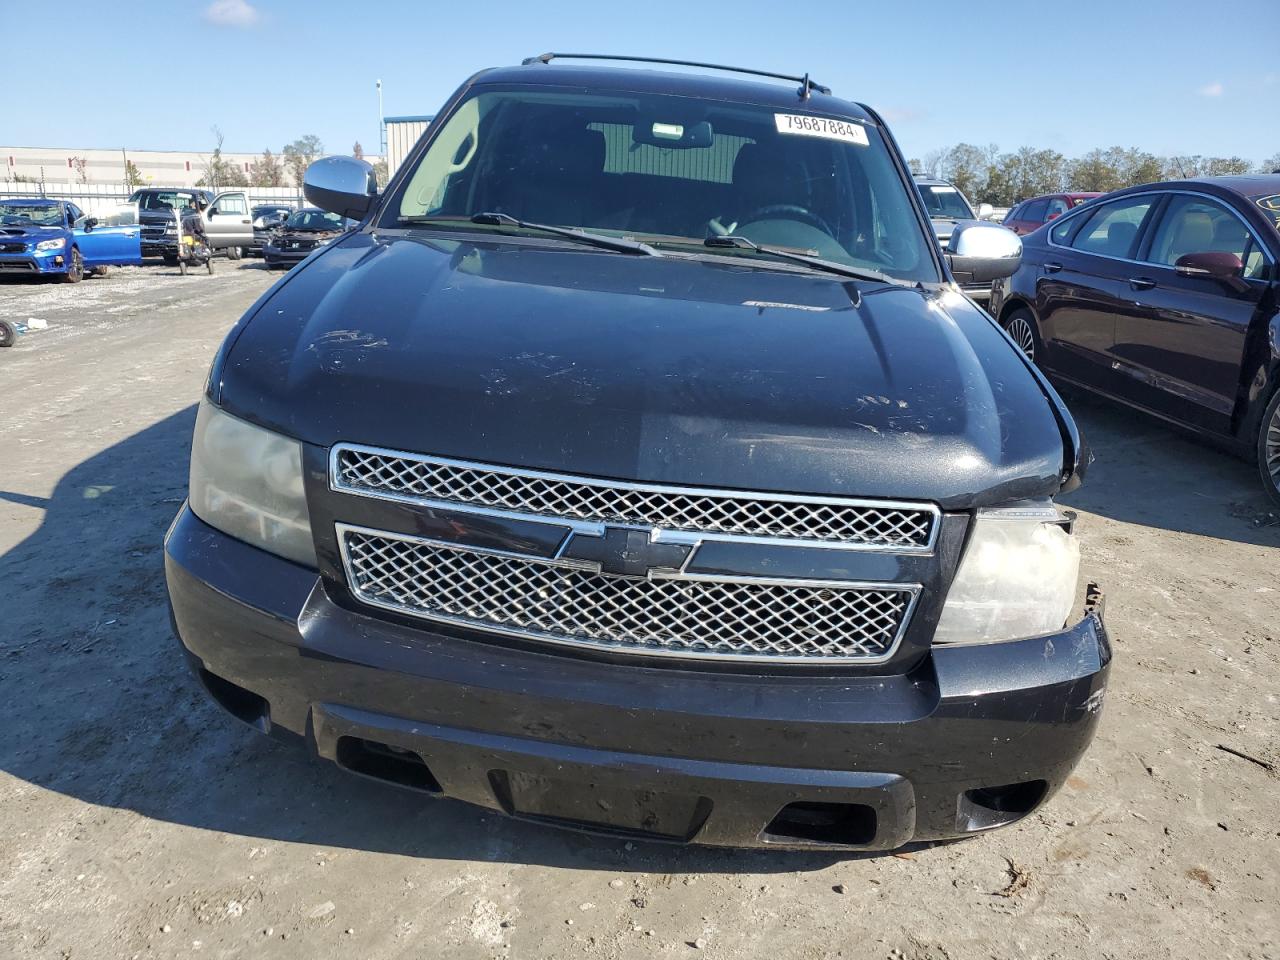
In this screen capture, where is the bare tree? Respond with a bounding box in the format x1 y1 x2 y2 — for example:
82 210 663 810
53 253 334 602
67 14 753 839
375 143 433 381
70 156 90 185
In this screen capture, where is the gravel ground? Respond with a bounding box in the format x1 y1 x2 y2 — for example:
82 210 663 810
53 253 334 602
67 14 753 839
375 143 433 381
0 265 1277 960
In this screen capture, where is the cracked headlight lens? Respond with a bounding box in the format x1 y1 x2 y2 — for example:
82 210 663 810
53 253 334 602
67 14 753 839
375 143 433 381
188 400 316 567
36 237 66 251
933 503 1080 645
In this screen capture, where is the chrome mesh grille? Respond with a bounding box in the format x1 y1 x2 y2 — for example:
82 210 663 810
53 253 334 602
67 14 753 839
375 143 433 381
334 447 936 549
340 529 914 663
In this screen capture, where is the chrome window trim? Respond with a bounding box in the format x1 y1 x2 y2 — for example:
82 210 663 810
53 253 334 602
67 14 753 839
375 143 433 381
1046 188 1276 276
335 522 923 664
328 443 942 554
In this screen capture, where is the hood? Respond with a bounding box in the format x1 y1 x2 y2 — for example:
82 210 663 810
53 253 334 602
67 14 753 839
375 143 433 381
218 232 1070 508
0 225 64 239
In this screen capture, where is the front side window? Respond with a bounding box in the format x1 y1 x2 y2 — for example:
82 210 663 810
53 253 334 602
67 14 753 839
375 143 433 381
1147 195 1270 280
388 87 938 282
1022 199 1049 223
1070 196 1154 258
218 194 248 216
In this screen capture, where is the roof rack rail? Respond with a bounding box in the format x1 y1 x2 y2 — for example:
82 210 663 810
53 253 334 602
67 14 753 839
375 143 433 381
520 53 830 100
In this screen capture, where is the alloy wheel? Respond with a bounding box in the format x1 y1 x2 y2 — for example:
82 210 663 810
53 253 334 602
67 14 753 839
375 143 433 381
1266 403 1280 493
1007 315 1036 361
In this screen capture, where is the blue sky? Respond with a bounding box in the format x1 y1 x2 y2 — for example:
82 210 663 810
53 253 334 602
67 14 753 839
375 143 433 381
6 0 1277 163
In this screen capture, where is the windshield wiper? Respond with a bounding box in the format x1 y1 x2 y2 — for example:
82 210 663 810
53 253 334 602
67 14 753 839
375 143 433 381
397 212 660 256
704 235 900 285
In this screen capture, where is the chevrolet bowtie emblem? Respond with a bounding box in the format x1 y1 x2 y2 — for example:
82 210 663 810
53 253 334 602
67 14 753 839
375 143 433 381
561 526 692 579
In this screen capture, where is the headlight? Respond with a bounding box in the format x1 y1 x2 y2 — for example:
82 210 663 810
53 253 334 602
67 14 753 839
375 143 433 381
188 400 317 567
36 237 66 251
932 503 1080 645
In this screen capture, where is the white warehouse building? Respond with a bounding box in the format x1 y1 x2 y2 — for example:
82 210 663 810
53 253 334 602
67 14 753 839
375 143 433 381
385 116 434 178
1 145 264 189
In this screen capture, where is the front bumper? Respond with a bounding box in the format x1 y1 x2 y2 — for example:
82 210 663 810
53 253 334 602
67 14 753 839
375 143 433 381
262 245 310 266
165 506 1111 850
0 251 67 275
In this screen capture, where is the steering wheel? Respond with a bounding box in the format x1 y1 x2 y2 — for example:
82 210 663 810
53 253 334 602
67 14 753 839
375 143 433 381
739 204 834 238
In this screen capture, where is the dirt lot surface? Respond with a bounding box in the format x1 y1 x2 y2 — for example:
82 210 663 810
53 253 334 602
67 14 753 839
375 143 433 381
1 265 1277 960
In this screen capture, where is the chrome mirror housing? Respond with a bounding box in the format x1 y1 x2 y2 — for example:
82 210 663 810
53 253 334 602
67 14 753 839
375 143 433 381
947 221 1022 284
303 156 378 220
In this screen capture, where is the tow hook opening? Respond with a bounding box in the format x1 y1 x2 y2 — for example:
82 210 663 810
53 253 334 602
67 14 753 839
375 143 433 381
762 801 878 846
197 668 269 734
956 779 1048 832
334 736 442 794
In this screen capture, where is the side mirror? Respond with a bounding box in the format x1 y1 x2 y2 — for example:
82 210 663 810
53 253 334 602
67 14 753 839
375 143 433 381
1175 251 1242 282
84 217 99 231
304 155 378 220
947 221 1022 284
977 203 994 220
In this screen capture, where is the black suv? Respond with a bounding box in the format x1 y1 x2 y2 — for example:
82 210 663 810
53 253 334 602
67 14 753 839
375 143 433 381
164 55 1109 850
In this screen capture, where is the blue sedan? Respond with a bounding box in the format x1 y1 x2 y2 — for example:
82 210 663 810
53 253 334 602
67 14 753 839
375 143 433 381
0 198 143 282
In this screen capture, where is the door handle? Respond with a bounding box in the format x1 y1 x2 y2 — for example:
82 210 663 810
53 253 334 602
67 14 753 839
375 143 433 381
1043 262 1063 274
241 219 251 224
1128 277 1156 291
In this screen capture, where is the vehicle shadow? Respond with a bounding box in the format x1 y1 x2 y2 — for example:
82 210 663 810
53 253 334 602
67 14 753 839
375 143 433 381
1056 388 1280 548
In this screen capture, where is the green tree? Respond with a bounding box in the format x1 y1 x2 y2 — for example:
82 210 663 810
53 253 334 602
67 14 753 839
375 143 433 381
283 135 324 187
249 148 285 186
940 143 998 204
371 157 390 190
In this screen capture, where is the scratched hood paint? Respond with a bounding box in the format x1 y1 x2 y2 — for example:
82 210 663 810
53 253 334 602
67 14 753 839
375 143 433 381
217 232 1068 507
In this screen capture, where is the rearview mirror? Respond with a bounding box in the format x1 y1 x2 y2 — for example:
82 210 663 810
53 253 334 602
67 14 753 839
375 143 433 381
1175 251 1242 282
304 155 378 220
946 221 1022 284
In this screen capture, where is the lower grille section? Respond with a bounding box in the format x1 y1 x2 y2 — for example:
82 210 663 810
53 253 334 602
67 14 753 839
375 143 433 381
339 527 916 663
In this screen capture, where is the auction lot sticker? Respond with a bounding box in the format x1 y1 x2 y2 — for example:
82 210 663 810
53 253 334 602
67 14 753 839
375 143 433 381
775 114 868 146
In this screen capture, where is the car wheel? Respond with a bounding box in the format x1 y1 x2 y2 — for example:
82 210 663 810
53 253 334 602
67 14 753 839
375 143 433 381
1002 308 1041 363
62 247 84 283
0 319 17 348
179 259 187 276
90 265 111 278
227 245 243 261
1257 387 1280 509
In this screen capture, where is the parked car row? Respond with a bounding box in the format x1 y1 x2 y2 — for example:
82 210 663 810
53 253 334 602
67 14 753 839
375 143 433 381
0 192 351 282
992 174 1280 505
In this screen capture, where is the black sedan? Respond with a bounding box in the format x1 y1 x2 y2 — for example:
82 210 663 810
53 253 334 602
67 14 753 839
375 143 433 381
992 175 1280 505
262 208 353 269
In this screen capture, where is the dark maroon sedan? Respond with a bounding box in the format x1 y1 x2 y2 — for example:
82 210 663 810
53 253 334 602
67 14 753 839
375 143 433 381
991 175 1280 505
1003 192 1103 235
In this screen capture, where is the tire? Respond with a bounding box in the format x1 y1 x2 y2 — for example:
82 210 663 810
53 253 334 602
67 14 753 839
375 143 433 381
0 319 16 348
1257 386 1280 509
1002 307 1041 364
206 255 214 275
230 246 244 261
61 247 84 284
178 259 187 276
90 265 111 278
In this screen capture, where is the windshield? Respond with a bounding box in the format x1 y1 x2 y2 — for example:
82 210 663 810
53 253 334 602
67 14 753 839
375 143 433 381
387 87 937 282
0 202 64 226
286 210 345 231
916 184 974 220
129 190 200 212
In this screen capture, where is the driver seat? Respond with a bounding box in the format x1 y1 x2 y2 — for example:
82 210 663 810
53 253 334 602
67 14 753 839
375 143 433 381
731 143 807 222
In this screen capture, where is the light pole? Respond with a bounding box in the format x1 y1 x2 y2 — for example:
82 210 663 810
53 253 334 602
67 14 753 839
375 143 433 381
376 79 386 159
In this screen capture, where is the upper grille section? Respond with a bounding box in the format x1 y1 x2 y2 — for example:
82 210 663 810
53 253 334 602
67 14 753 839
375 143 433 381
340 527 915 663
333 446 938 550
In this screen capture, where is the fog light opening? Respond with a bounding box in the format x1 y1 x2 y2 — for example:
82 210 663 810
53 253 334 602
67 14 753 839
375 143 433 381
762 801 878 846
335 736 442 794
956 779 1048 832
197 668 269 733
